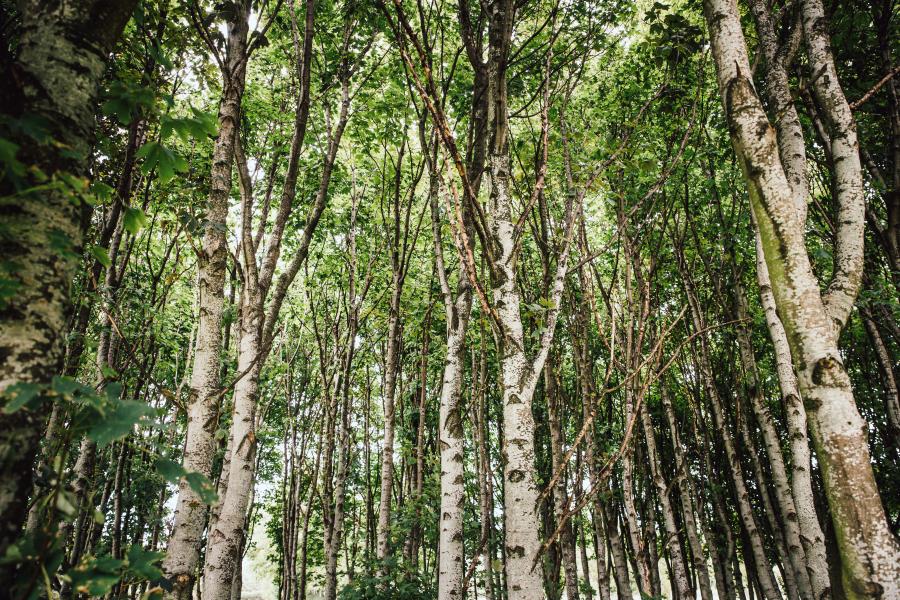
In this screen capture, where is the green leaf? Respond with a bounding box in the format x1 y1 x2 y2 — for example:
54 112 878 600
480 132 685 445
90 245 112 268
55 490 78 518
136 141 188 183
67 555 124 596
2 382 43 413
154 457 186 482
155 459 217 504
123 207 148 235
89 182 116 206
88 400 153 447
125 545 165 581
185 471 218 504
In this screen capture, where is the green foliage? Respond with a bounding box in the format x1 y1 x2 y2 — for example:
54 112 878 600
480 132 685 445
338 559 436 600
155 458 219 504
136 141 189 183
124 206 149 234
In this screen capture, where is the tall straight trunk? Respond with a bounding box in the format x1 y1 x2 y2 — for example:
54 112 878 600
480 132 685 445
375 285 400 562
753 233 831 599
324 366 352 600
679 256 782 600
0 0 137 562
800 0 865 328
605 498 633 600
577 509 594 600
324 192 363 600
436 275 471 599
659 386 714 600
202 293 262 599
162 4 250 597
703 0 900 594
730 274 813 600
639 398 692 600
483 2 546 594
740 0 832 590
860 307 900 439
546 360 580 600
734 390 801 600
488 150 544 599
475 322 496 600
572 265 616 600
621 422 652 597
204 6 333 594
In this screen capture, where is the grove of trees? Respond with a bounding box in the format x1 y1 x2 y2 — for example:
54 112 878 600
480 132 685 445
0 0 898 598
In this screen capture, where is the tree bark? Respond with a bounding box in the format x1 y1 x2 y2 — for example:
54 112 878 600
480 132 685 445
639 395 692 600
0 0 137 561
703 0 900 594
161 5 250 597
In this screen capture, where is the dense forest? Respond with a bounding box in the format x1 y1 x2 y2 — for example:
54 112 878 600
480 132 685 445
1 0 899 598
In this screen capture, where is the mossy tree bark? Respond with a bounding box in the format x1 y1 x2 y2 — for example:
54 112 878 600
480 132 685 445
0 0 137 565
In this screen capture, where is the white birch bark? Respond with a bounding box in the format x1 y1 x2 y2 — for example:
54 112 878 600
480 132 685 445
489 153 545 600
161 5 250 598
375 280 401 563
201 293 262 600
800 0 865 331
437 285 471 599
731 276 813 600
681 266 783 600
703 0 900 594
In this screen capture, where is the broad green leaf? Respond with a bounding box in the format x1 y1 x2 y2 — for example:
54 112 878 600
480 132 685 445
185 471 218 504
90 245 112 268
125 545 165 580
136 141 188 183
155 457 186 482
88 400 154 447
124 207 148 235
2 382 43 413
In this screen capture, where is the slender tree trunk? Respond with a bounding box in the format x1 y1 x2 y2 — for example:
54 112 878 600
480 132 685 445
489 149 545 599
753 233 831 600
546 360 580 600
861 307 900 440
605 499 633 600
681 274 782 600
376 258 404 563
659 386 714 600
475 321 496 600
0 0 137 562
730 273 813 600
639 396 692 600
704 0 900 593
202 291 262 600
162 4 250 597
436 274 472 599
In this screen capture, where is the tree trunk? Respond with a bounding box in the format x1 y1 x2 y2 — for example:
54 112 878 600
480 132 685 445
703 0 900 593
436 276 471 599
659 386 714 600
547 359 580 600
639 395 692 600
753 233 831 600
162 3 250 597
730 273 813 600
0 0 137 562
376 248 404 563
202 292 262 600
